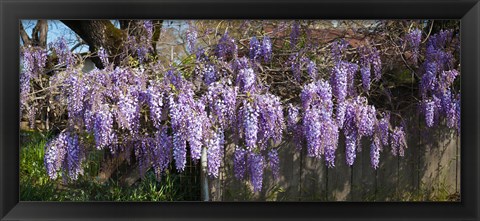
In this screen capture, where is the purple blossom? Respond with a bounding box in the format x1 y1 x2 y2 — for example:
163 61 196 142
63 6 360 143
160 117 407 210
168 91 195 172
424 99 435 127
331 39 349 61
117 86 141 134
242 100 259 150
268 150 280 180
322 118 339 167
153 127 172 179
370 136 381 169
44 132 68 179
144 20 154 39
360 66 371 92
376 113 390 147
216 32 237 60
233 147 247 180
98 47 109 67
51 37 75 68
172 133 187 172
249 36 261 61
439 70 459 91
66 74 87 122
358 45 382 83
207 128 224 178
345 129 358 166
238 67 256 93
93 105 115 149
406 28 422 64
391 126 407 157
303 107 322 157
256 93 285 148
20 47 47 110
336 101 347 129
202 63 217 85
187 100 207 161
147 81 166 129
261 36 272 62
186 26 198 53
248 152 264 192
204 80 238 127
356 103 376 137
306 59 318 80
44 131 84 180
287 104 299 130
331 61 358 102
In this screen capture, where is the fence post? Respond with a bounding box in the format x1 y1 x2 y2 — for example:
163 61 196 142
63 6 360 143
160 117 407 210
201 146 209 201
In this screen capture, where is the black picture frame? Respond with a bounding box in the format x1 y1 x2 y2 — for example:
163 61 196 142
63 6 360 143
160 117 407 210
1 0 479 220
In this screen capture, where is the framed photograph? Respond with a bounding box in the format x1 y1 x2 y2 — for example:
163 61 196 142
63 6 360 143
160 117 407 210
1 0 479 220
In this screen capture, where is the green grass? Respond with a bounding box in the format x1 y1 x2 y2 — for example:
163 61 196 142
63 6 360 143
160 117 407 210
20 130 200 201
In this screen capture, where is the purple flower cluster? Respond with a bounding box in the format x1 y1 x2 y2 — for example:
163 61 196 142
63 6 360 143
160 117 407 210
207 128 224 178
44 131 84 180
249 36 261 61
342 96 377 166
168 93 187 171
306 59 318 80
248 152 265 192
376 113 390 147
188 101 208 161
358 45 382 90
390 126 407 156
424 99 435 127
242 100 259 150
93 104 116 149
51 37 75 68
147 80 167 129
20 47 47 112
331 39 349 61
370 136 381 169
117 86 141 133
233 147 247 180
287 104 299 130
203 80 238 127
405 29 422 64
418 29 460 131
152 127 173 180
98 47 109 67
202 63 217 85
268 150 280 180
256 93 285 148
331 61 358 103
186 26 198 53
65 74 87 123
261 36 272 62
216 32 238 60
301 80 338 162
238 66 256 93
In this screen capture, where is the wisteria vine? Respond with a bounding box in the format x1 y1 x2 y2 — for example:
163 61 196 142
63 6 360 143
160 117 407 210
20 21 460 194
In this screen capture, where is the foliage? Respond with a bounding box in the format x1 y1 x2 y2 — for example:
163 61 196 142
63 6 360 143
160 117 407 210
20 131 199 201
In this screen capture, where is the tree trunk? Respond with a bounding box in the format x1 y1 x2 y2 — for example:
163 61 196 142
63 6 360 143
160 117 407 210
61 20 127 68
19 20 48 47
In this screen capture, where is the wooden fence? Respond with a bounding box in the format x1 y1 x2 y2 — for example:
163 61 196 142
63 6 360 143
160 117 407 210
210 114 460 202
